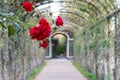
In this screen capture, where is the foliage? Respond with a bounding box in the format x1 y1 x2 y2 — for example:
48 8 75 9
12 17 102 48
0 0 119 80
0 12 34 36
73 62 96 80
8 25 14 36
74 10 120 80
28 62 46 80
57 44 66 55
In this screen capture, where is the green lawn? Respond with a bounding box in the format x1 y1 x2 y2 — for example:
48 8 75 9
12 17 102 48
73 62 96 80
28 62 46 80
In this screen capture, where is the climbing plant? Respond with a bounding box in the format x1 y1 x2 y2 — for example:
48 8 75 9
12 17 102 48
0 0 120 80
0 0 54 80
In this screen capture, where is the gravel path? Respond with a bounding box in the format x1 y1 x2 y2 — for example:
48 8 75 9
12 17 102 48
34 58 88 80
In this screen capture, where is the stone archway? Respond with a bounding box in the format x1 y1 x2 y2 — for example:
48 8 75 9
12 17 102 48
51 33 67 58
46 31 74 58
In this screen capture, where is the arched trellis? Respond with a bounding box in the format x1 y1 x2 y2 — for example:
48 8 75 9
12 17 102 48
38 0 116 16
46 31 74 58
34 0 117 31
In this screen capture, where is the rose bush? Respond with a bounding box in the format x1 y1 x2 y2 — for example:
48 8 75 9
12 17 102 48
22 1 32 12
22 1 64 49
29 26 40 39
29 18 51 41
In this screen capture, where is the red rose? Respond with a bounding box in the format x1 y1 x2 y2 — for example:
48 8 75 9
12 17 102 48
37 18 51 40
37 24 51 40
29 18 51 40
39 40 48 49
39 18 49 25
55 16 64 26
29 26 40 39
22 1 32 12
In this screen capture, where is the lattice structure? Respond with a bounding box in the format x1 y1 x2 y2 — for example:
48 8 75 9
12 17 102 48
0 0 120 80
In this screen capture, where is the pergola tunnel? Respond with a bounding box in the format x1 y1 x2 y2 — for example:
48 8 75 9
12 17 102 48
0 0 120 80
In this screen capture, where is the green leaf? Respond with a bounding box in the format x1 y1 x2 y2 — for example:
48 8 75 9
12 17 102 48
0 22 6 28
8 25 14 36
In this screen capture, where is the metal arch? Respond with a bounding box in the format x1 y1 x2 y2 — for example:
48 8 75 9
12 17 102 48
57 21 80 32
39 0 102 16
35 4 88 20
57 15 86 30
50 12 84 29
36 8 89 26
63 21 81 30
76 0 115 15
38 8 88 21
85 0 116 14
71 1 101 14
84 0 102 15
37 7 108 29
104 0 116 11
35 0 117 27
59 10 88 21
59 5 97 17
58 10 100 26
60 1 99 16
105 0 117 11
39 0 116 16
97 0 110 14
59 8 92 18
35 8 88 24
62 16 82 28
77 6 97 17
85 0 113 14
57 12 86 28
36 4 96 18
79 0 114 14
61 12 86 21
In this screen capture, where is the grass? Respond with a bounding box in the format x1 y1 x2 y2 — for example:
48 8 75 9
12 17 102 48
73 62 96 80
28 62 46 80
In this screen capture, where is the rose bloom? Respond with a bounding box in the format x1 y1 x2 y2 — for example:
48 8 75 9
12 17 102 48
29 18 51 40
39 40 48 49
55 16 64 26
29 26 40 39
37 18 51 40
22 1 32 12
36 24 51 40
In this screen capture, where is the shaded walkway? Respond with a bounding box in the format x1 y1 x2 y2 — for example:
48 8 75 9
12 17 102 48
34 58 87 80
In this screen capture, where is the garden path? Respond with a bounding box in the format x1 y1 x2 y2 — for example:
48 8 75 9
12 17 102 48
34 58 87 80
